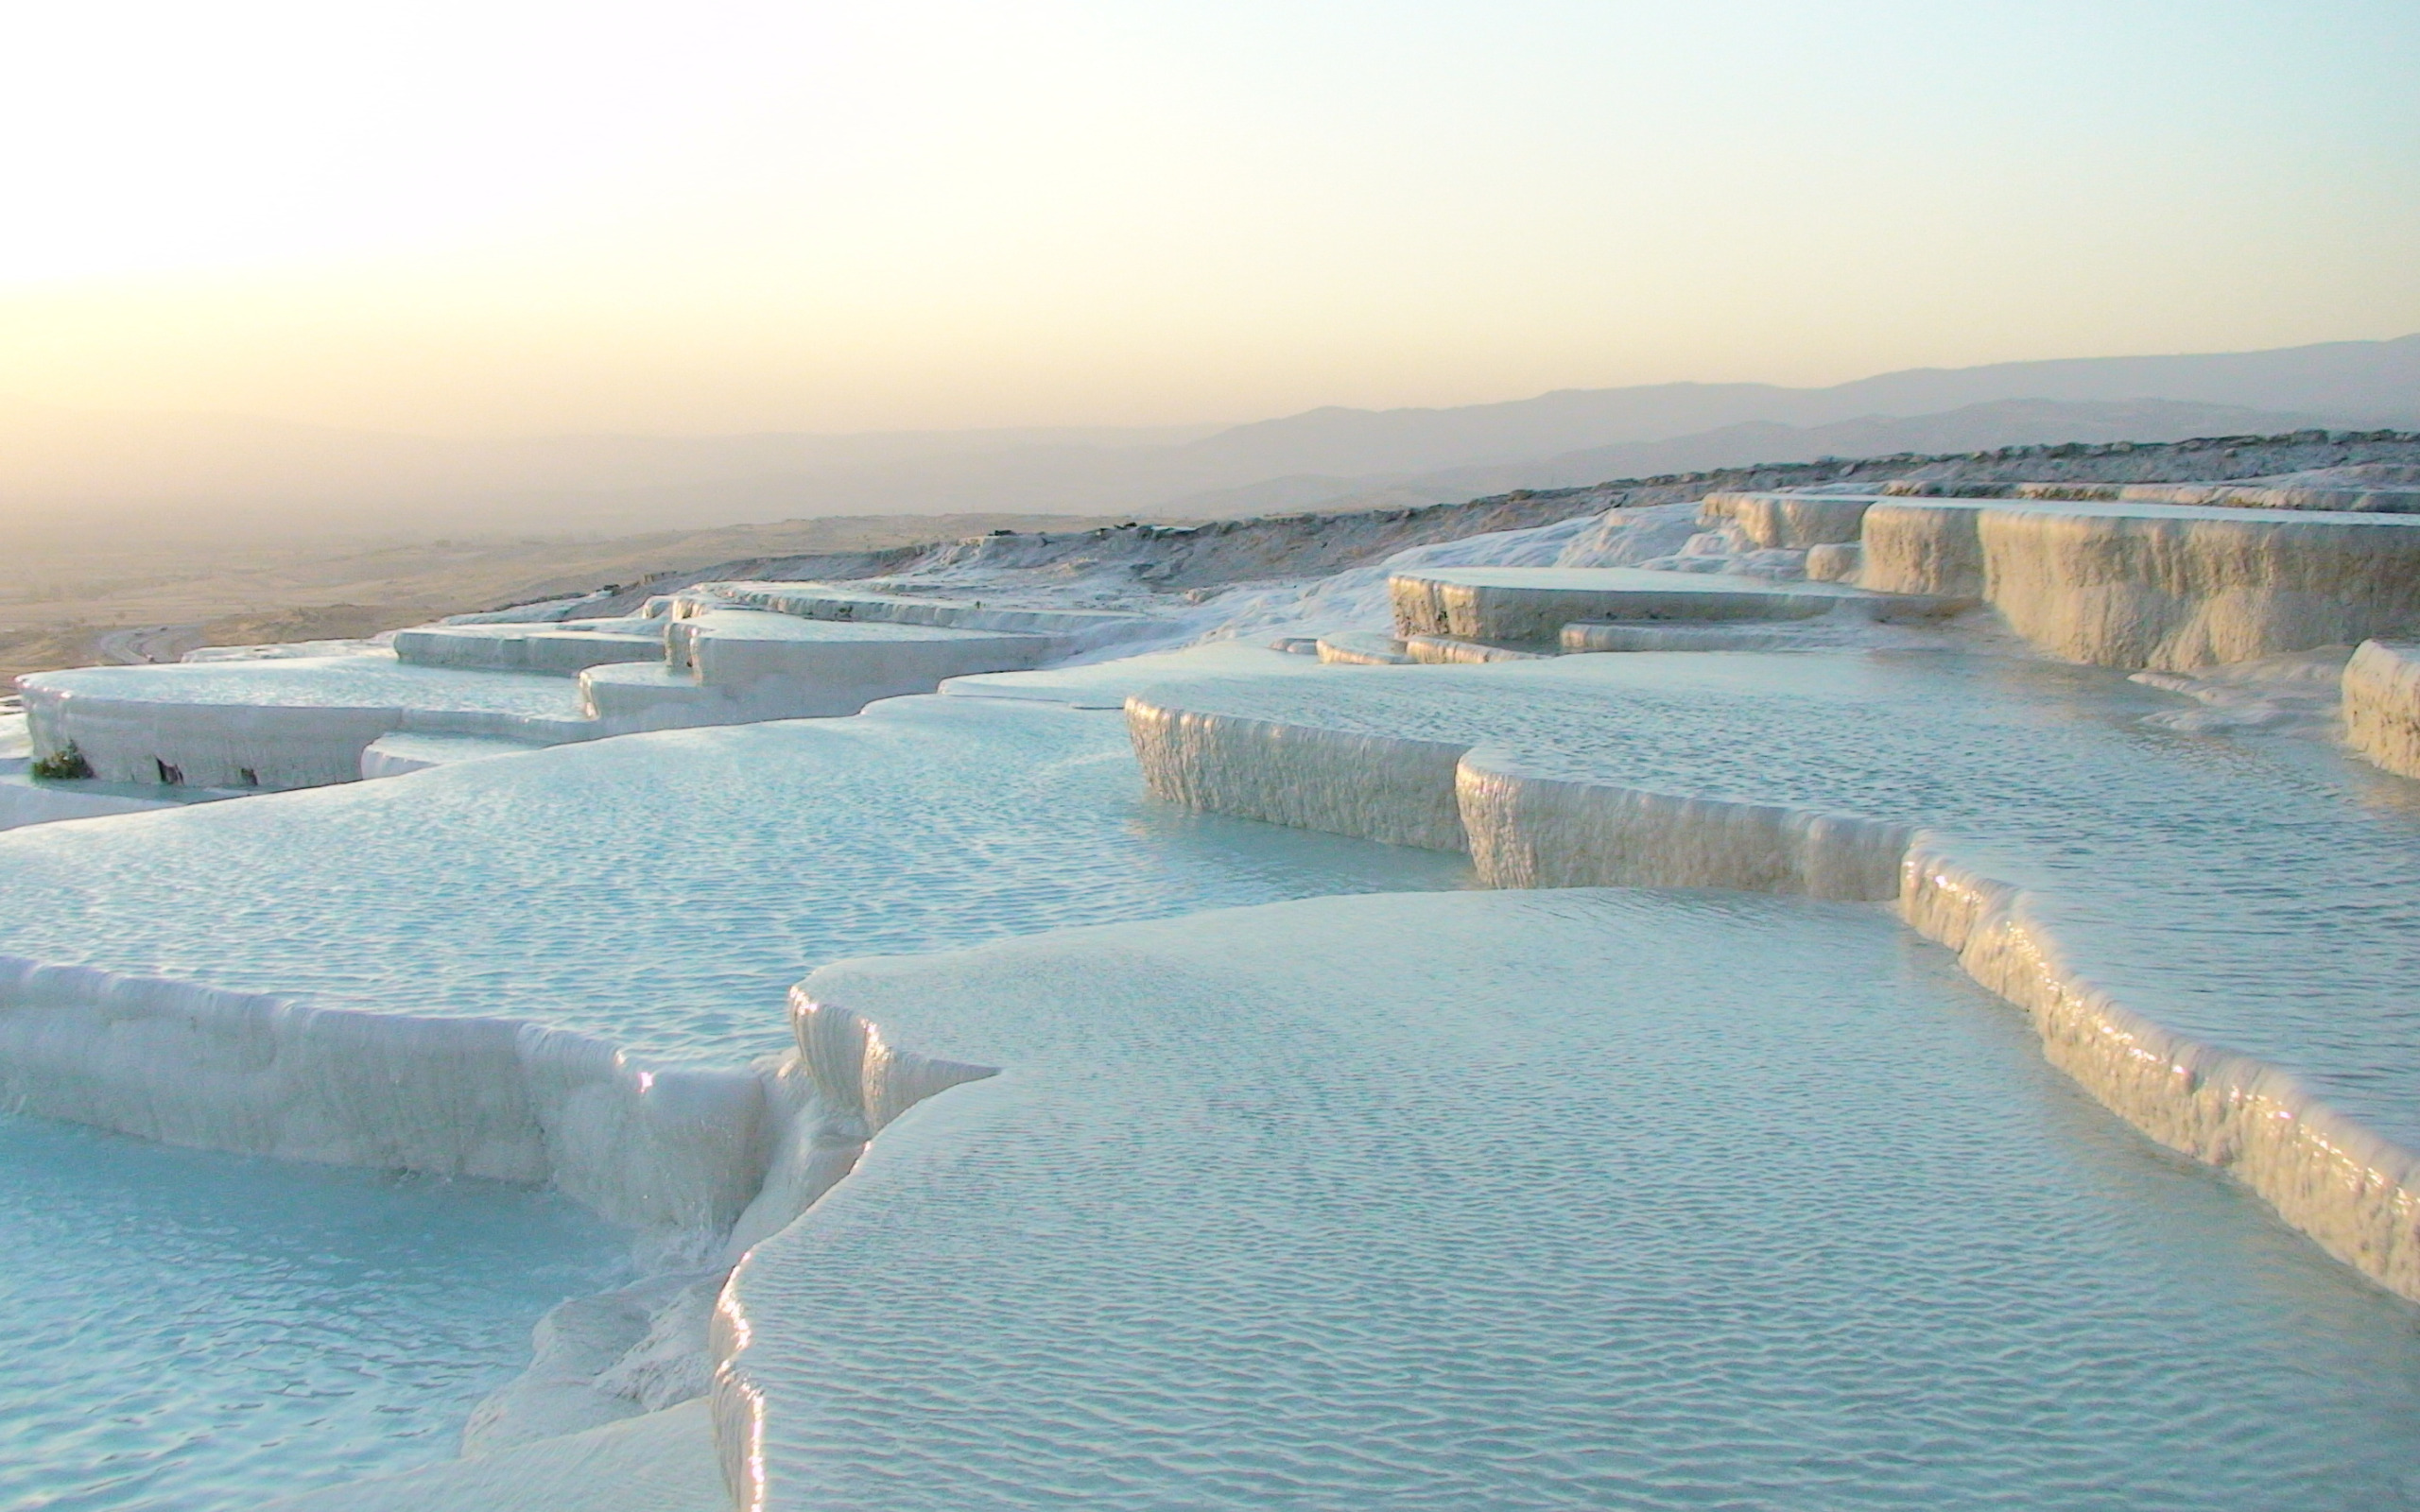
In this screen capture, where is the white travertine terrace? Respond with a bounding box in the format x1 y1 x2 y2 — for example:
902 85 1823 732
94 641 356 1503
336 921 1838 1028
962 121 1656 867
1400 633 1550 663
1699 489 1879 547
1388 565 1962 644
17 584 1150 796
577 611 1060 732
17 462 2420 1506
0 956 774 1238
2006 466 2420 515
1312 631 1414 664
1703 488 2420 671
0 691 1459 1236
2343 640 2420 779
19 655 596 790
711 889 2420 1510
1703 487 2420 669
357 730 544 778
1558 619 1843 652
2112 481 2420 512
1127 653 2420 1303
391 618 669 675
652 610 1054 723
691 581 1157 652
1858 497 2420 669
937 640 1335 708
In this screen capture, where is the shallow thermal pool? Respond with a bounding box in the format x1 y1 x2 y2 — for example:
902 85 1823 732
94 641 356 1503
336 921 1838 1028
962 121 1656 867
0 1113 625 1512
1135 650 2420 1149
732 888 2420 1510
18 652 588 719
0 696 1469 1064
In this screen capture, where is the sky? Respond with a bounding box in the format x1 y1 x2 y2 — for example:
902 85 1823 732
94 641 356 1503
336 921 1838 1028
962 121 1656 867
1 0 2414 437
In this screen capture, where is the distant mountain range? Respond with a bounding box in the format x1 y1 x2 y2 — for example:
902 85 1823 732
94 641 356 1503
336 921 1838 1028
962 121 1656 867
0 335 2412 542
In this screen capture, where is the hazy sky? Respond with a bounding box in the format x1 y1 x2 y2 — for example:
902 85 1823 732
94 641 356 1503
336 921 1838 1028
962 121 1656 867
3 1 2413 436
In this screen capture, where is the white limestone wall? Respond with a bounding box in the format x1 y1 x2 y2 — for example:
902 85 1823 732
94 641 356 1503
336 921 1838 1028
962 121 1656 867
1803 542 1861 582
2343 640 2420 780
578 665 733 733
579 615 1063 733
1979 507 2420 670
23 685 597 791
693 583 1156 654
1457 751 1910 901
1403 636 1548 665
1389 573 1835 643
2112 481 2420 514
0 956 783 1244
22 687 406 789
1126 696 1469 852
672 619 1054 708
1313 634 1413 665
1699 491 1878 548
1898 841 2420 1301
1126 695 2420 1305
710 989 999 1509
1858 500 1989 599
393 624 666 676
1858 500 2420 670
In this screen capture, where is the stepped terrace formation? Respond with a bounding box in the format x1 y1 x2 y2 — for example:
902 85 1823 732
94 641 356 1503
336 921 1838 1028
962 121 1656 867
6 432 2420 1509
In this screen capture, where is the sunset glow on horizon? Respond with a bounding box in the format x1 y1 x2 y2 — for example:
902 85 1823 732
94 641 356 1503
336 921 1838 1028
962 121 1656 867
3 0 2414 437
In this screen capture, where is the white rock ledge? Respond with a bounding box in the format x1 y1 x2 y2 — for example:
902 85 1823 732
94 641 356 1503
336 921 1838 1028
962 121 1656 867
1390 566 1962 644
0 956 780 1242
19 655 594 790
1858 497 2420 669
1700 490 1879 547
1126 682 2420 1304
2344 640 2420 780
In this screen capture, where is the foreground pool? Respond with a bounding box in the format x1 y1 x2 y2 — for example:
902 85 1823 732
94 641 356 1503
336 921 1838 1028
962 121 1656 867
724 889 2420 1511
0 1115 626 1512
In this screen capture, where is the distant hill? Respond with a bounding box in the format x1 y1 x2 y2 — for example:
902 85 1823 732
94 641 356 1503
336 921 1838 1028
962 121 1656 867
0 335 2410 541
1228 398 2327 516
1163 335 2419 478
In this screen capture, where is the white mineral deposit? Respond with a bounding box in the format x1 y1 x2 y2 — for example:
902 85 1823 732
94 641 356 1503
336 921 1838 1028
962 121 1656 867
6 10 2415 1505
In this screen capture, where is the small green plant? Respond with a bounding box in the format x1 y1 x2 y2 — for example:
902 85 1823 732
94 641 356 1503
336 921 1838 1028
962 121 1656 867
29 742 92 782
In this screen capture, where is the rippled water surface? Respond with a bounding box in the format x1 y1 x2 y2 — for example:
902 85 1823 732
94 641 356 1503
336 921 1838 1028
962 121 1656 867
9 650 2420 1507
1146 652 2420 1144
0 697 1470 1062
0 1115 625 1512
740 889 2420 1510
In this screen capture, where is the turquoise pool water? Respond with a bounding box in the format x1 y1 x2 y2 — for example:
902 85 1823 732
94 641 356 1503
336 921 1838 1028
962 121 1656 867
0 1115 625 1512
